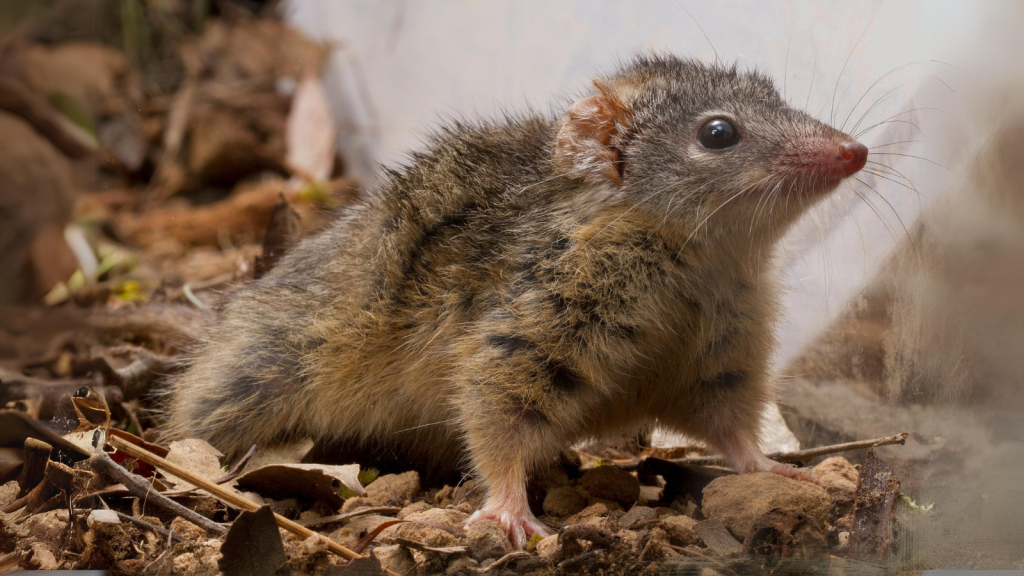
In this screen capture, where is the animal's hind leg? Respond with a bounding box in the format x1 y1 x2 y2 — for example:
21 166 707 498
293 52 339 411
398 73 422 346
461 404 555 549
455 335 588 548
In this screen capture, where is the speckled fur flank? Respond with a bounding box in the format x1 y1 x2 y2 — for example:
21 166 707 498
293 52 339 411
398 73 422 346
169 55 857 510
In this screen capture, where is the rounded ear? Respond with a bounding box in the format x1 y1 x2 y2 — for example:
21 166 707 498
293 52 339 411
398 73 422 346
555 79 633 186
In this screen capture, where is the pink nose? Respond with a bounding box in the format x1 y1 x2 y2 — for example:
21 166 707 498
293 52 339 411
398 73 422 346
839 141 868 175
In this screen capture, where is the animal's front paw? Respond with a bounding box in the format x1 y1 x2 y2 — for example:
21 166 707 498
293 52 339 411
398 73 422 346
767 460 819 484
466 506 552 549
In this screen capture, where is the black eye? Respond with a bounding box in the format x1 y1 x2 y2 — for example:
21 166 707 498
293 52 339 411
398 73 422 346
698 118 740 150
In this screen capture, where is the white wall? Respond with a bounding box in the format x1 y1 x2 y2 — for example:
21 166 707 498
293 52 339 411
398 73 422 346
285 0 985 369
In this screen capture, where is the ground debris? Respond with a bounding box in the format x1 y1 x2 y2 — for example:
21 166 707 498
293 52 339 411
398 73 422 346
848 449 901 564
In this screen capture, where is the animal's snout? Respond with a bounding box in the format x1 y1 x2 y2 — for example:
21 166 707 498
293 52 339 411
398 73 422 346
838 141 868 176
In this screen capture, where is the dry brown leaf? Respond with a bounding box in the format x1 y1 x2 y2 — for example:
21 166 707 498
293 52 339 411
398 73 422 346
235 462 364 511
285 63 336 183
162 439 225 491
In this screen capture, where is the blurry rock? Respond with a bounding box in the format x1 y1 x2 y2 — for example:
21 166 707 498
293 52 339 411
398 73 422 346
0 480 19 508
0 111 76 304
188 105 285 186
1 41 140 119
341 497 372 512
660 514 700 547
693 519 742 557
813 456 859 518
465 519 513 562
19 509 70 551
181 18 328 84
98 112 147 172
578 466 640 508
169 517 207 543
329 515 394 550
618 505 657 529
379 508 467 548
542 485 588 517
397 501 432 519
813 457 858 496
565 503 610 525
743 508 828 560
172 541 223 576
435 478 486 511
373 544 415 575
638 526 670 561
701 473 830 539
534 534 561 559
366 471 420 507
445 556 479 575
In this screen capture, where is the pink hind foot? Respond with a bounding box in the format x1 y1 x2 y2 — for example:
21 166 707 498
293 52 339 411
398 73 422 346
733 454 819 484
467 504 553 549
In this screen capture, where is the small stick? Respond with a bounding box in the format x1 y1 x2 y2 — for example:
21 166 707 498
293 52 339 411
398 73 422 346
672 432 909 466
107 436 400 576
105 510 196 548
88 451 227 536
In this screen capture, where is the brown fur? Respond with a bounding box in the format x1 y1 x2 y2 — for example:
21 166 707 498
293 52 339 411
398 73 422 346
168 55 860 523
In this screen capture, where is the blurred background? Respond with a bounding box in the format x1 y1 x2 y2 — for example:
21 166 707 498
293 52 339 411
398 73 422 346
0 0 1021 570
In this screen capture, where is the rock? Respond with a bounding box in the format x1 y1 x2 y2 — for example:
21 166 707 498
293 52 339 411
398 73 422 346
637 484 662 505
366 471 420 507
170 517 208 543
446 556 480 575
742 508 828 559
329 515 395 550
397 501 433 519
342 497 373 512
542 486 588 517
435 479 486 511
638 527 671 561
172 541 223 576
618 505 658 529
814 456 860 519
578 466 640 508
0 111 75 304
266 497 301 519
694 519 742 557
465 519 513 562
373 544 415 575
0 481 19 508
565 503 610 525
813 457 858 497
20 509 70 551
701 473 830 538
535 534 561 559
379 508 468 547
28 541 59 570
660 515 700 547
188 105 285 185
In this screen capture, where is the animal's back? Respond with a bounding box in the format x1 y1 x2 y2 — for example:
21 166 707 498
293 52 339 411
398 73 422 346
167 115 560 464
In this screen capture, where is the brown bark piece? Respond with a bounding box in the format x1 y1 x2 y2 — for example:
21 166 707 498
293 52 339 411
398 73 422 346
847 449 901 563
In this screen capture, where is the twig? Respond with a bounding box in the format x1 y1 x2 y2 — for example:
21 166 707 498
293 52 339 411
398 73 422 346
296 506 401 529
110 511 196 548
88 451 227 536
107 436 400 576
670 432 909 466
